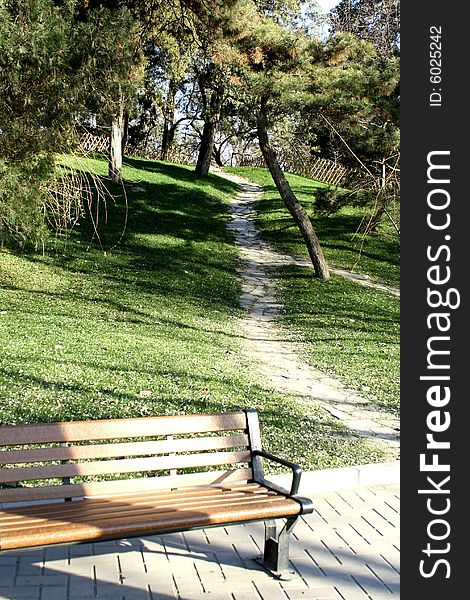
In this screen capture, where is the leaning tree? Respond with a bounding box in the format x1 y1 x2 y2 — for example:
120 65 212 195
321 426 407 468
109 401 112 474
226 1 331 278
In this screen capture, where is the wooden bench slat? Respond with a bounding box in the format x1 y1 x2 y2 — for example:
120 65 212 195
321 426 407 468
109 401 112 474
0 450 251 484
0 489 280 532
0 468 253 503
0 482 264 519
0 412 247 446
0 495 300 550
0 434 250 465
0 487 276 527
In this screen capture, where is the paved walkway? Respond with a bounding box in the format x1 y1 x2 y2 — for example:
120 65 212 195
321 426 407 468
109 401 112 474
0 464 400 600
221 171 399 457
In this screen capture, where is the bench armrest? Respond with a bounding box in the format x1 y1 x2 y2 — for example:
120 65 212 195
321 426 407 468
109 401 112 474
252 450 302 496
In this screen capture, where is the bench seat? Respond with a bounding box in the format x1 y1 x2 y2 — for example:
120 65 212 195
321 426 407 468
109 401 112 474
0 482 301 550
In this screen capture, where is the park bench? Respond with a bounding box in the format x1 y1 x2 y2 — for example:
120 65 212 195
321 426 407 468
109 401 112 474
0 409 313 577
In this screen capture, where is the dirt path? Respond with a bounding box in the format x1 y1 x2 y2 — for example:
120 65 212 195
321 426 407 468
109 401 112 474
220 170 400 458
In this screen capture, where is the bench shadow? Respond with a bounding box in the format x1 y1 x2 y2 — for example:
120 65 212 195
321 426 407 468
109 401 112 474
2 518 399 597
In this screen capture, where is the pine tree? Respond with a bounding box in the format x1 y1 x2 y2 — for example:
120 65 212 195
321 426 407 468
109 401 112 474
229 1 331 278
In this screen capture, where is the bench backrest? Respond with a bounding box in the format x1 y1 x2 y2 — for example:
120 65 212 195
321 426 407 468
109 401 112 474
0 411 262 504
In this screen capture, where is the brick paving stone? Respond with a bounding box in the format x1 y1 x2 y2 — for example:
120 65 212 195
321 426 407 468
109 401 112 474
67 573 94 596
178 593 232 600
146 575 177 599
224 525 253 543
329 527 372 555
232 589 262 600
295 571 345 589
184 531 211 554
118 539 144 549
69 544 95 558
334 582 370 600
14 575 67 587
367 506 398 530
43 548 69 563
328 494 356 517
383 582 399 595
141 538 166 552
253 581 288 599
163 533 188 553
289 555 326 583
377 552 399 577
0 566 16 587
203 528 230 547
205 581 260 595
97 582 148 600
141 553 170 573
194 559 225 587
364 559 400 588
38 584 67 600
304 545 342 570
275 572 308 589
0 557 18 567
69 594 121 600
283 587 340 600
118 552 146 578
16 559 42 577
9 550 43 560
61 561 93 577
349 573 391 598
172 562 204 596
0 586 40 600
149 581 179 600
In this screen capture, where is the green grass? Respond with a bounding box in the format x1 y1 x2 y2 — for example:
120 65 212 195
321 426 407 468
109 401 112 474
226 166 400 287
0 155 393 471
276 266 399 415
224 166 400 416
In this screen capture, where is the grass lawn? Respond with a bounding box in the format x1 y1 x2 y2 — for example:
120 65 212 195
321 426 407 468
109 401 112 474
224 166 400 416
0 155 393 471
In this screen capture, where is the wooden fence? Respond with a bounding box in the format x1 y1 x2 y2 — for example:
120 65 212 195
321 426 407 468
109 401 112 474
77 131 349 187
79 132 109 153
238 152 350 186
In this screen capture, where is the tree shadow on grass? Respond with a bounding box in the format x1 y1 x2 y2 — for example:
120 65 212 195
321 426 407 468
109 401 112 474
276 265 400 334
7 164 244 314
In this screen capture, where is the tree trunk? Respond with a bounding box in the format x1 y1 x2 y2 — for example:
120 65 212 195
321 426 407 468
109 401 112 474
195 88 223 176
161 80 177 162
212 143 224 167
257 110 330 279
195 120 217 175
109 99 124 183
121 111 129 158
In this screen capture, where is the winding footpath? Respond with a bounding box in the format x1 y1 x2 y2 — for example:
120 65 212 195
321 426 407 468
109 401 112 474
218 169 400 458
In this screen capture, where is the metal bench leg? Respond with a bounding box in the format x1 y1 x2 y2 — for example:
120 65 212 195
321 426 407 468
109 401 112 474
262 517 297 579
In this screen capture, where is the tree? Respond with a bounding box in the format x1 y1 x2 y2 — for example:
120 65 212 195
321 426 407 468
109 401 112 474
325 0 400 232
0 0 145 243
0 0 88 246
329 0 400 61
302 30 400 233
75 3 144 183
229 2 330 277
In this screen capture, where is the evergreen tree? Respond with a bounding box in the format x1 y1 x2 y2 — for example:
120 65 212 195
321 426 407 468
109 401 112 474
230 1 330 277
329 0 400 61
0 0 143 243
303 32 400 232
0 0 82 246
